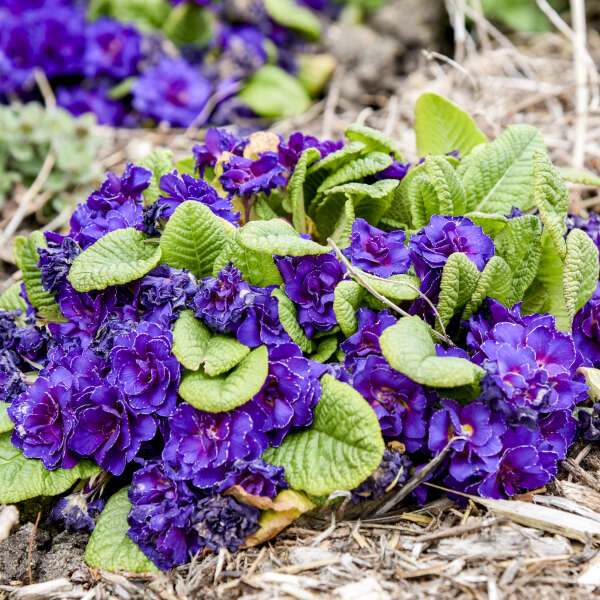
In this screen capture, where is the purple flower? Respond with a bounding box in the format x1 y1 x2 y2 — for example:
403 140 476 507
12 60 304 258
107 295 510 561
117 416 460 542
352 355 430 452
68 385 157 476
157 172 240 225
37 233 81 294
218 459 288 498
193 128 247 176
342 218 411 278
108 321 180 418
236 289 290 348
340 308 396 370
276 253 345 337
49 494 105 532
128 462 202 570
194 495 259 552
132 58 212 127
277 132 343 172
567 212 600 252
91 318 138 360
573 282 600 366
56 86 127 127
0 350 26 403
220 152 286 198
84 17 141 79
217 25 268 76
163 403 268 489
244 343 327 446
373 157 411 181
579 404 600 441
351 448 411 503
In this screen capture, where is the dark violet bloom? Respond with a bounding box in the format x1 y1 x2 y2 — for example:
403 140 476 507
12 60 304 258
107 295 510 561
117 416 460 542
277 132 343 172
69 385 157 476
351 448 411 503
0 310 17 349
567 212 600 252
341 308 396 370
507 207 525 218
193 128 247 176
343 218 411 278
128 462 202 570
244 343 327 446
573 282 600 367
539 409 577 460
194 495 259 553
194 264 252 334
428 399 506 482
132 58 212 127
236 289 290 347
141 201 168 237
84 17 141 80
217 25 268 76
56 86 127 127
14 324 49 364
49 494 105 532
91 318 138 360
373 157 411 181
157 172 240 225
352 355 430 452
322 362 352 384
108 321 180 418
8 366 79 470
37 234 81 294
220 152 286 198
276 253 345 337
0 350 26 403
217 458 288 498
579 404 600 441
163 403 268 489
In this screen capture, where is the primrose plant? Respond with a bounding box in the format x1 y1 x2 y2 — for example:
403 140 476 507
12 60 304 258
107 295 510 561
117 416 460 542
1 92 599 572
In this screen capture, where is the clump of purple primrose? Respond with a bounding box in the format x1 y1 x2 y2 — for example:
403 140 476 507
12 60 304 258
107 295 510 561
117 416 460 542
3 97 600 574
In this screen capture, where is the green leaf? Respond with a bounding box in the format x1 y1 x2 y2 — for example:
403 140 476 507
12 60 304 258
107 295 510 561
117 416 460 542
345 124 402 159
85 488 158 573
333 280 364 337
424 156 467 216
174 156 196 177
414 93 487 157
563 228 599 327
461 256 513 320
330 199 355 249
108 76 136 100
162 2 213 46
160 200 229 278
179 346 268 412
408 174 437 229
0 282 28 314
213 238 282 287
289 147 321 234
297 53 336 97
0 403 13 433
316 152 393 195
560 168 600 187
14 232 63 321
310 335 339 363
203 336 251 377
494 214 542 303
172 310 211 371
462 124 547 214
436 253 481 330
237 219 329 256
464 212 508 238
68 229 162 292
360 271 421 304
480 0 552 32
138 149 173 203
239 66 310 119
533 150 568 260
87 0 171 32
273 288 315 354
262 375 385 496
264 0 321 40
380 316 485 387
0 432 100 503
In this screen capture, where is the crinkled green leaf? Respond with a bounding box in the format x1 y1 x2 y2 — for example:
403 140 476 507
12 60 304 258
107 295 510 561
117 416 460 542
237 218 329 256
414 93 487 157
162 1 213 46
563 228 599 327
85 488 158 573
462 124 546 214
494 214 542 304
461 256 513 320
262 375 385 496
138 149 173 203
330 199 355 249
203 335 251 377
179 346 268 412
14 232 63 321
69 228 162 292
0 282 28 314
0 404 13 433
424 156 467 215
213 238 282 287
289 147 321 234
345 124 402 159
436 253 481 330
0 432 100 503
264 0 321 40
464 212 508 238
310 335 339 363
360 271 421 304
87 0 171 31
172 310 211 371
533 150 568 260
174 156 196 177
333 280 364 337
559 168 600 187
408 173 438 229
273 288 315 354
380 316 485 387
239 66 310 119
316 152 393 195
160 200 229 277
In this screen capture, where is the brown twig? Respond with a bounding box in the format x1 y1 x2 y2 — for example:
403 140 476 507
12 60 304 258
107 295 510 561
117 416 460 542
413 517 506 543
562 459 600 493
27 511 42 585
